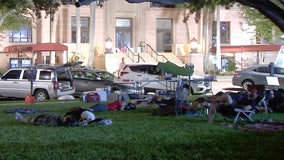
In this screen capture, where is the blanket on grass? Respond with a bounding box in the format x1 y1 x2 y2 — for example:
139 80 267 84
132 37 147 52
4 108 49 114
235 121 284 132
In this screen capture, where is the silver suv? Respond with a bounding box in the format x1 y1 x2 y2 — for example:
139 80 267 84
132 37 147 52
0 65 75 101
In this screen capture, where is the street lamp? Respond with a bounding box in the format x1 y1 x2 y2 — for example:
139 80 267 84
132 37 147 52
190 37 198 54
105 37 113 54
96 0 105 7
75 0 107 7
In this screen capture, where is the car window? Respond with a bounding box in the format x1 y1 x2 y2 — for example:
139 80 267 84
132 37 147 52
275 67 284 75
72 71 84 79
23 69 37 80
129 65 161 75
39 70 51 80
84 72 98 80
57 71 71 81
23 70 29 79
256 67 269 73
129 65 143 73
96 71 114 81
2 70 22 79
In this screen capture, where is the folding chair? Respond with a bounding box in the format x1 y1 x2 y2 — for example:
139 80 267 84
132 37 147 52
233 84 267 123
233 108 255 123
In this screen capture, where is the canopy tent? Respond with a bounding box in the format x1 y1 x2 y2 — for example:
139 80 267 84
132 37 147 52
3 43 69 66
4 43 68 53
210 44 281 53
157 61 193 76
157 61 194 116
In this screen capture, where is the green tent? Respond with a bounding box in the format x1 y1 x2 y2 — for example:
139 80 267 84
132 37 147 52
157 61 193 76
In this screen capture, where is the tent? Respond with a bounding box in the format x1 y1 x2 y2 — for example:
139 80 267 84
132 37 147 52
157 61 193 76
3 43 68 66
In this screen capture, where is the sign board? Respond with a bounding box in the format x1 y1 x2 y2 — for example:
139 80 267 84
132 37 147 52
209 55 217 64
266 76 280 86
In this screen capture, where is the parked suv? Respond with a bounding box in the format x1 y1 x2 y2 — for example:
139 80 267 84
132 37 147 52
0 65 75 101
116 63 210 94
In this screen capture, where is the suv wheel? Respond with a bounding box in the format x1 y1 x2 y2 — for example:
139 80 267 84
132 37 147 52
34 89 49 101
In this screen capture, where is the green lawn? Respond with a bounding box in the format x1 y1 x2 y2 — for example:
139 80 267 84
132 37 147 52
0 100 283 160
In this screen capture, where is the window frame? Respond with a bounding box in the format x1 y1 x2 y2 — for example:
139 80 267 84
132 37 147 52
2 70 22 79
71 16 90 43
9 26 32 43
115 18 133 50
212 21 231 44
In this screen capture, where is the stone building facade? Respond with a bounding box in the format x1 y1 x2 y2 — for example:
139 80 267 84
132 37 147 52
1 0 279 74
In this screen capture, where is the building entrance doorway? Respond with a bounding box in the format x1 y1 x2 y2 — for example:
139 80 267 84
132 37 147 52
116 18 132 52
157 19 173 52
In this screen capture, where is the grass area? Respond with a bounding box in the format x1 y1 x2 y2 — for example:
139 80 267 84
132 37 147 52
0 100 283 160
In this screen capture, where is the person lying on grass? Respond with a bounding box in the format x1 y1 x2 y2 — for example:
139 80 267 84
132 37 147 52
89 100 126 112
15 107 102 126
207 89 261 123
15 112 78 126
64 107 98 125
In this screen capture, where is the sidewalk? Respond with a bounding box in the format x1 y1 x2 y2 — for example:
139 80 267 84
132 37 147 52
216 75 233 82
211 76 237 93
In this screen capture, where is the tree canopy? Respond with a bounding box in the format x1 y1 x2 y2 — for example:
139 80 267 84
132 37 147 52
240 1 283 44
126 0 284 32
0 0 34 31
0 0 62 31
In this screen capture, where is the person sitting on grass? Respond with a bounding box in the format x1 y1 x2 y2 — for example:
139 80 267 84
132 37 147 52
207 89 261 123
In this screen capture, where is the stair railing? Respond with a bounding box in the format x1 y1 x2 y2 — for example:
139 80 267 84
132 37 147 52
145 43 169 62
124 45 145 62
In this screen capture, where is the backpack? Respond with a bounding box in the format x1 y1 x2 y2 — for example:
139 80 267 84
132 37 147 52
86 92 100 103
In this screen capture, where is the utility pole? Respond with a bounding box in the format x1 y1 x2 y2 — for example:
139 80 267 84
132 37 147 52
216 5 221 70
76 1 81 62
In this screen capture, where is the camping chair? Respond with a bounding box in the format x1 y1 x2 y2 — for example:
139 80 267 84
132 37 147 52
233 108 255 123
233 85 267 123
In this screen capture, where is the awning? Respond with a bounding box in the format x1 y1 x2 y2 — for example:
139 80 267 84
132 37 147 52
157 61 193 76
210 44 281 53
4 43 68 53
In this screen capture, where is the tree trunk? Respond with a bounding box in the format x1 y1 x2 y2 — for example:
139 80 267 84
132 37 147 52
202 8 214 72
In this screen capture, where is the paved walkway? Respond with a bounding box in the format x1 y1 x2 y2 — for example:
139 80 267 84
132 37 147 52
211 75 242 94
216 75 233 81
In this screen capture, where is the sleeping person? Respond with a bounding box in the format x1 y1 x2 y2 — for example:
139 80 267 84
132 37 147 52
15 112 77 126
15 107 97 126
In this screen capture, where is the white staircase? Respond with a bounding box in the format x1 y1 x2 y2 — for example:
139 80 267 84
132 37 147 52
122 52 184 66
158 53 184 66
